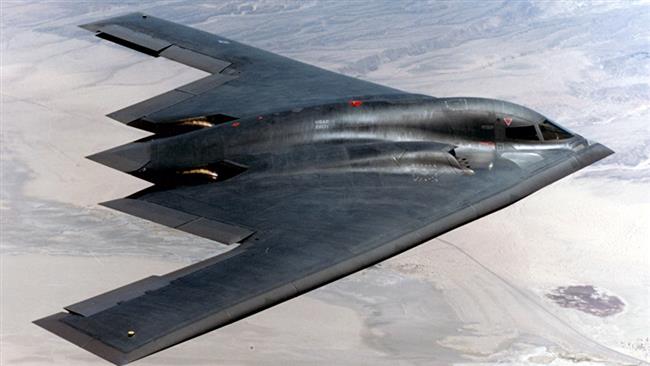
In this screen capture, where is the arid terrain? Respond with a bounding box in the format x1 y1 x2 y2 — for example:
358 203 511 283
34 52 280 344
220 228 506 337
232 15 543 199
2 1 648 365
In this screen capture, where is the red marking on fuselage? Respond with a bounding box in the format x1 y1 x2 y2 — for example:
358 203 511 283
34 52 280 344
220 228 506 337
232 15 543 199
479 141 495 147
349 100 363 107
231 122 240 127
504 117 513 126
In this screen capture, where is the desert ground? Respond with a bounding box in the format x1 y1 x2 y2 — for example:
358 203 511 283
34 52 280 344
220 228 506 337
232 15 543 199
1 1 648 365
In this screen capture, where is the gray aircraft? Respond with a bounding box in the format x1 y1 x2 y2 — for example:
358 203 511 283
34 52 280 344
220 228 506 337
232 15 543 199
35 13 613 365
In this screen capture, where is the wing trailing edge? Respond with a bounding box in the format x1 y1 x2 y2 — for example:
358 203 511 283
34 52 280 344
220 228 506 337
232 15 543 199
35 143 612 365
80 13 406 133
102 198 255 245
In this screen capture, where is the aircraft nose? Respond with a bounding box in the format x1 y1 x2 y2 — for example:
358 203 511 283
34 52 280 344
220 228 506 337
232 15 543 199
87 140 151 173
566 135 593 151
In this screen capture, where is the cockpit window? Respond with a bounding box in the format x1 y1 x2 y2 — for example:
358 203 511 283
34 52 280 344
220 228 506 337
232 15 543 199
506 125 539 141
539 119 572 140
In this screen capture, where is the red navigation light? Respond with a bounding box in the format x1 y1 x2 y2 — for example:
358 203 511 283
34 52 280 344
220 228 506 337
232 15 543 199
349 100 363 107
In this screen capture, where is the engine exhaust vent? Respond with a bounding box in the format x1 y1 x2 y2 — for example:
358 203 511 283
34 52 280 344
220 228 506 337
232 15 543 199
133 160 247 186
129 114 238 136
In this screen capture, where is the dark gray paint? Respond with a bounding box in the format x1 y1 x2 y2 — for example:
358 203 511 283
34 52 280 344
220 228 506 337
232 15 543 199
35 13 613 366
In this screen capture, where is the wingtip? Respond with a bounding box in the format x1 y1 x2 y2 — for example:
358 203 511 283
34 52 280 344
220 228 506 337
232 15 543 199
78 23 97 32
78 12 150 33
34 312 134 366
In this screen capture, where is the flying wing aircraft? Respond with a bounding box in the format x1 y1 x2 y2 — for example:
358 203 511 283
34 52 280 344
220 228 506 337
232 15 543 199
34 13 613 365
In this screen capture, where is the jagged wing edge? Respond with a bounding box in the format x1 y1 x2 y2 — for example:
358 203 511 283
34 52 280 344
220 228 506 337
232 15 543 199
34 143 612 365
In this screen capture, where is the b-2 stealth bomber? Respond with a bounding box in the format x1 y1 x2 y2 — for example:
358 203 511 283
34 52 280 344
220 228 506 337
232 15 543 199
35 13 613 365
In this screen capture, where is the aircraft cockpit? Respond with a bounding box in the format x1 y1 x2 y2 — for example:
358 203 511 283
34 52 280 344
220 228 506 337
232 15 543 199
537 119 573 141
491 99 574 143
443 98 575 144
503 118 573 142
